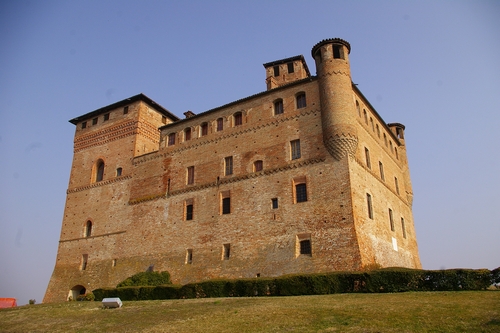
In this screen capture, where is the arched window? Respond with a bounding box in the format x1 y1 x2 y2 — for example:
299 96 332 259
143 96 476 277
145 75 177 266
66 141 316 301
296 93 306 109
233 112 243 126
84 221 92 237
200 122 208 136
216 118 224 132
356 101 360 117
274 99 284 115
95 159 104 182
184 127 191 141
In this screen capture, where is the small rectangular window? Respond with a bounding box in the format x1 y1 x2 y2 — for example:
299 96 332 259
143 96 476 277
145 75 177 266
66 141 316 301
223 244 231 260
201 123 208 136
389 208 395 231
287 62 294 73
333 45 345 59
186 249 193 264
379 161 385 181
184 128 191 141
295 183 307 203
187 166 194 185
367 193 373 219
168 133 176 146
123 106 129 114
395 177 400 195
162 116 167 124
186 204 193 220
365 148 371 169
300 239 312 255
291 139 301 160
112 259 117 267
254 160 263 172
274 100 284 115
234 113 242 126
81 121 87 129
401 217 407 239
272 198 278 209
81 254 88 271
225 156 233 176
92 117 98 125
104 113 110 121
273 65 280 77
296 93 306 109
222 197 231 214
217 118 223 131
116 167 122 177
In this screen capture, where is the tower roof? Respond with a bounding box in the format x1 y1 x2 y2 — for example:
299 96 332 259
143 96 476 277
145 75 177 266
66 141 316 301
311 38 351 58
69 93 179 125
262 55 311 77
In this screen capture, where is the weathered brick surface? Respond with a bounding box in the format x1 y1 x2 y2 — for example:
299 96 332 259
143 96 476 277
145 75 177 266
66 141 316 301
44 39 421 303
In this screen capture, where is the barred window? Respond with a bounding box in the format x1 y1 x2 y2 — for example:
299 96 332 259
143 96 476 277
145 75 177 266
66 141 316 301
295 183 307 203
186 204 193 220
300 239 312 255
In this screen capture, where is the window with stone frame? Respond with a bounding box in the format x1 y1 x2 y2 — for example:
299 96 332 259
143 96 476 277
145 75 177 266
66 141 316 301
234 112 243 126
217 118 224 132
290 139 301 160
293 176 308 203
220 190 231 215
201 122 208 136
184 128 191 141
224 156 233 176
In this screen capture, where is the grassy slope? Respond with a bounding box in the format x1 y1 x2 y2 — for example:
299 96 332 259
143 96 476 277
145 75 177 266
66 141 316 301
1 291 499 332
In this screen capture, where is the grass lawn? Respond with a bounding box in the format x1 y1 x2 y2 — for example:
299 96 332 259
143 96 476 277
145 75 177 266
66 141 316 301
1 291 499 332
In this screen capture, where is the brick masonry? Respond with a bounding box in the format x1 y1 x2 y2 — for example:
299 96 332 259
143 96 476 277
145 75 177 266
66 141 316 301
44 38 421 303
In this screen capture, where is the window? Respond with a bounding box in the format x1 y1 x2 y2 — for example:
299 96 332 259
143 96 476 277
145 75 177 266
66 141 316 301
184 128 191 141
290 139 301 160
81 121 87 129
224 156 233 176
112 259 117 267
234 112 242 126
366 193 373 219
217 118 224 132
395 147 399 160
365 148 371 169
201 122 208 136
401 218 407 239
273 65 280 77
186 249 193 264
296 93 306 109
123 106 129 114
390 141 393 151
293 177 307 203
356 101 360 117
296 234 312 256
223 244 231 260
221 191 231 215
376 124 380 138
272 198 278 209
81 254 88 271
274 99 284 115
161 116 167 124
116 167 122 177
92 117 98 125
84 221 92 237
95 159 105 182
187 166 194 185
384 133 388 147
379 162 385 181
363 110 368 124
300 239 312 255
287 62 294 73
253 160 263 172
333 44 345 59
370 118 374 131
185 202 193 220
395 177 400 195
168 133 176 146
389 208 395 231
104 113 110 121
222 197 231 214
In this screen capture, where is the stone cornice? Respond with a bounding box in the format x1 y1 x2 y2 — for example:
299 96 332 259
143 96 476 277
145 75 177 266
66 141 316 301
67 175 132 194
59 230 126 243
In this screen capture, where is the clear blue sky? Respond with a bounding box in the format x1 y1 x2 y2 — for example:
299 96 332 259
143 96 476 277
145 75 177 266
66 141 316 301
1 0 499 305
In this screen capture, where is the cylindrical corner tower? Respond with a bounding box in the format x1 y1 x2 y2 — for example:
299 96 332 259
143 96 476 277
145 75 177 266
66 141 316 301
312 38 358 160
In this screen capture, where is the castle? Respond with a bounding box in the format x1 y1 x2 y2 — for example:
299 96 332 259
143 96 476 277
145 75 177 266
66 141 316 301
44 38 421 303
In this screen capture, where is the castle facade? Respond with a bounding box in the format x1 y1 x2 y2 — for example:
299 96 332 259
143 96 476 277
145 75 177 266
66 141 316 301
44 38 421 303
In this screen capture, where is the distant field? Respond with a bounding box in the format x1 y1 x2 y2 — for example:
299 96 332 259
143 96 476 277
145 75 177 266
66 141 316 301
1 291 499 332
